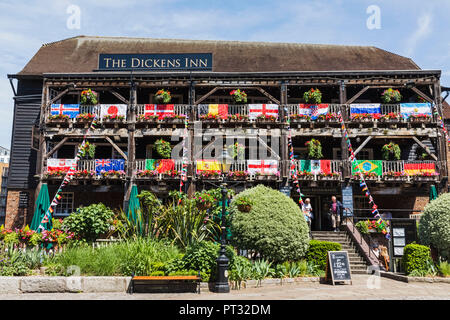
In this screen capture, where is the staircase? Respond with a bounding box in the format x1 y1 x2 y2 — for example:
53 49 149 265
311 231 369 274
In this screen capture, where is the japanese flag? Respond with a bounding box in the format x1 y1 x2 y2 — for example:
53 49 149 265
100 104 127 119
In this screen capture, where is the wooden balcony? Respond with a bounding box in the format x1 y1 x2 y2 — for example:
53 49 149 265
43 159 127 181
292 160 343 181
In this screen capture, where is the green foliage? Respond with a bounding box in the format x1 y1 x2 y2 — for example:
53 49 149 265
437 261 450 277
306 240 342 270
230 185 309 263
79 141 96 159
303 88 322 104
46 238 181 276
402 243 433 275
305 139 323 159
229 255 253 289
234 196 253 212
381 88 402 104
154 139 172 159
182 241 219 274
381 142 401 161
355 221 369 235
62 203 114 242
251 259 272 286
3 232 19 245
419 193 450 260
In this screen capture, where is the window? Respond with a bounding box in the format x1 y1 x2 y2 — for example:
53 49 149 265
55 192 74 216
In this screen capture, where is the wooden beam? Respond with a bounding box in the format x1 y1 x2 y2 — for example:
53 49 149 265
411 136 438 161
46 137 69 158
256 87 281 104
257 136 281 160
353 136 372 156
48 88 71 106
345 86 371 105
410 87 433 104
105 136 128 160
195 87 219 104
109 89 130 104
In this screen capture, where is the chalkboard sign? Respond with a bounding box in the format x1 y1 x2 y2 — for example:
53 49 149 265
325 251 352 285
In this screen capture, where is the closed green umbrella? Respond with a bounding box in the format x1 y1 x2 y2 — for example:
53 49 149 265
429 185 438 202
127 185 143 235
30 183 52 231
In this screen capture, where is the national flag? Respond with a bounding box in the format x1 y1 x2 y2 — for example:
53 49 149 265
47 159 77 172
95 159 112 174
299 160 331 174
404 162 436 175
248 104 279 120
198 104 229 119
247 159 278 175
51 104 80 118
144 104 175 119
100 104 127 119
111 159 125 171
352 160 382 175
155 159 175 173
400 103 432 119
350 104 381 118
196 160 221 172
297 104 329 120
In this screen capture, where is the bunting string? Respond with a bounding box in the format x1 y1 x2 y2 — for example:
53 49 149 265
179 113 189 202
285 110 304 206
337 113 390 239
38 116 98 231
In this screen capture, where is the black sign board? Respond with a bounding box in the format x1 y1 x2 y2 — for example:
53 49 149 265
341 184 353 217
391 219 417 257
325 251 352 285
279 186 291 197
98 53 213 71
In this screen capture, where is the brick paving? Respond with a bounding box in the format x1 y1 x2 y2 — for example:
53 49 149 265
0 275 448 300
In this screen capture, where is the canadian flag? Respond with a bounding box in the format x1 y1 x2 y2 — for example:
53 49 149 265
248 104 279 120
247 160 278 175
47 159 77 172
144 104 175 119
100 104 127 118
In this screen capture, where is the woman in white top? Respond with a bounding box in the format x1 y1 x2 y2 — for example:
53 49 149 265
302 198 313 233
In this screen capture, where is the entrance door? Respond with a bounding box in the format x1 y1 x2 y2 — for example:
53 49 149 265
308 196 333 231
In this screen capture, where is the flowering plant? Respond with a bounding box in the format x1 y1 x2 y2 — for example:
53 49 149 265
227 142 245 160
160 114 186 121
381 112 401 120
319 172 341 178
381 88 402 104
227 170 249 178
81 89 98 105
235 196 253 212
289 114 311 121
381 142 401 161
230 89 247 104
196 170 221 178
103 114 125 121
317 112 339 121
136 170 159 177
365 219 388 233
155 89 171 103
100 170 126 178
354 172 378 178
78 141 96 159
383 171 406 178
298 171 313 177
411 171 439 177
48 114 70 121
351 113 380 120
409 114 431 120
229 114 249 121
46 170 68 177
303 88 322 104
305 139 323 159
137 114 159 121
164 170 180 177
76 113 96 121
256 114 277 121
73 170 95 178
200 113 221 120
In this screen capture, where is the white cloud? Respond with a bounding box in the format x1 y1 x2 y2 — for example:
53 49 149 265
405 12 432 57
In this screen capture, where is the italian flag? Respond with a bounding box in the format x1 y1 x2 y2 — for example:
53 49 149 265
300 160 331 174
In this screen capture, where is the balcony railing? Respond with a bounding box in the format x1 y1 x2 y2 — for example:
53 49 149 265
44 159 127 179
293 160 343 180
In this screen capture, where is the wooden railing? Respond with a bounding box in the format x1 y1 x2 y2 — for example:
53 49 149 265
135 104 190 117
292 160 342 180
133 160 184 172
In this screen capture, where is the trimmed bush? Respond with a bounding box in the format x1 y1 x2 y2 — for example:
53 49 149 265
418 193 450 260
305 240 342 270
402 243 432 275
230 185 310 263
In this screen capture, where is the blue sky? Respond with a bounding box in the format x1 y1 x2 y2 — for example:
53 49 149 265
0 0 449 149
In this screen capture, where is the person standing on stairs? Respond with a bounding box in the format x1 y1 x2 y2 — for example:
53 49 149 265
329 196 343 232
302 198 313 237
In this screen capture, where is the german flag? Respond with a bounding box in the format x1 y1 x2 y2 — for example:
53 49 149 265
198 104 229 119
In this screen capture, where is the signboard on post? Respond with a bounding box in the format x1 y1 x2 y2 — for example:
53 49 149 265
325 251 352 285
341 184 353 217
391 219 417 257
279 186 291 197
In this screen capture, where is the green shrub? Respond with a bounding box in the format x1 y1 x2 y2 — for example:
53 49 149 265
418 193 450 260
355 221 369 235
305 240 342 270
230 185 309 263
62 203 115 241
402 243 433 275
149 271 165 276
229 255 253 289
437 261 450 277
182 241 220 274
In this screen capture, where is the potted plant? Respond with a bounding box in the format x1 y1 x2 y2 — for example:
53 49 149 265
227 170 249 180
80 89 98 105
194 191 216 211
103 114 125 122
229 114 249 122
409 114 431 122
154 89 171 104
196 170 221 179
303 88 322 104
317 112 339 122
137 114 159 122
48 114 70 122
235 196 253 212
227 142 245 160
381 88 402 104
136 169 159 178
289 114 310 122
153 139 172 159
200 113 221 121
230 89 247 104
305 139 323 159
76 113 96 122
380 112 401 122
79 141 96 159
255 114 277 122
381 141 401 161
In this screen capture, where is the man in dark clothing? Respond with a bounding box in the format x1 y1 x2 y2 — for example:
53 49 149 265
329 196 344 232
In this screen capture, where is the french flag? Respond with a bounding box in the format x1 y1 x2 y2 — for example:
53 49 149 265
51 104 80 118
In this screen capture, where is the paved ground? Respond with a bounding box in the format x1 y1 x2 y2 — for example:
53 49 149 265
0 275 448 300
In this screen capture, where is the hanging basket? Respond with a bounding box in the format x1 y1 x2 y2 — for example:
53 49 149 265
237 204 252 212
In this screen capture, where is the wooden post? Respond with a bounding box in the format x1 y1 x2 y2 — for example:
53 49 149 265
434 80 447 180
339 81 349 177
280 82 289 182
124 79 136 210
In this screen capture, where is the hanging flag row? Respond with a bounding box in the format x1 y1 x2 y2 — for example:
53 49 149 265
47 158 125 174
51 104 128 119
198 104 279 120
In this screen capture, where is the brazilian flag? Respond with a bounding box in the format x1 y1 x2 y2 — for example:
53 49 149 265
352 160 382 175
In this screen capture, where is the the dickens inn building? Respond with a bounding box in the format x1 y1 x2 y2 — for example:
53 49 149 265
4 36 448 230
